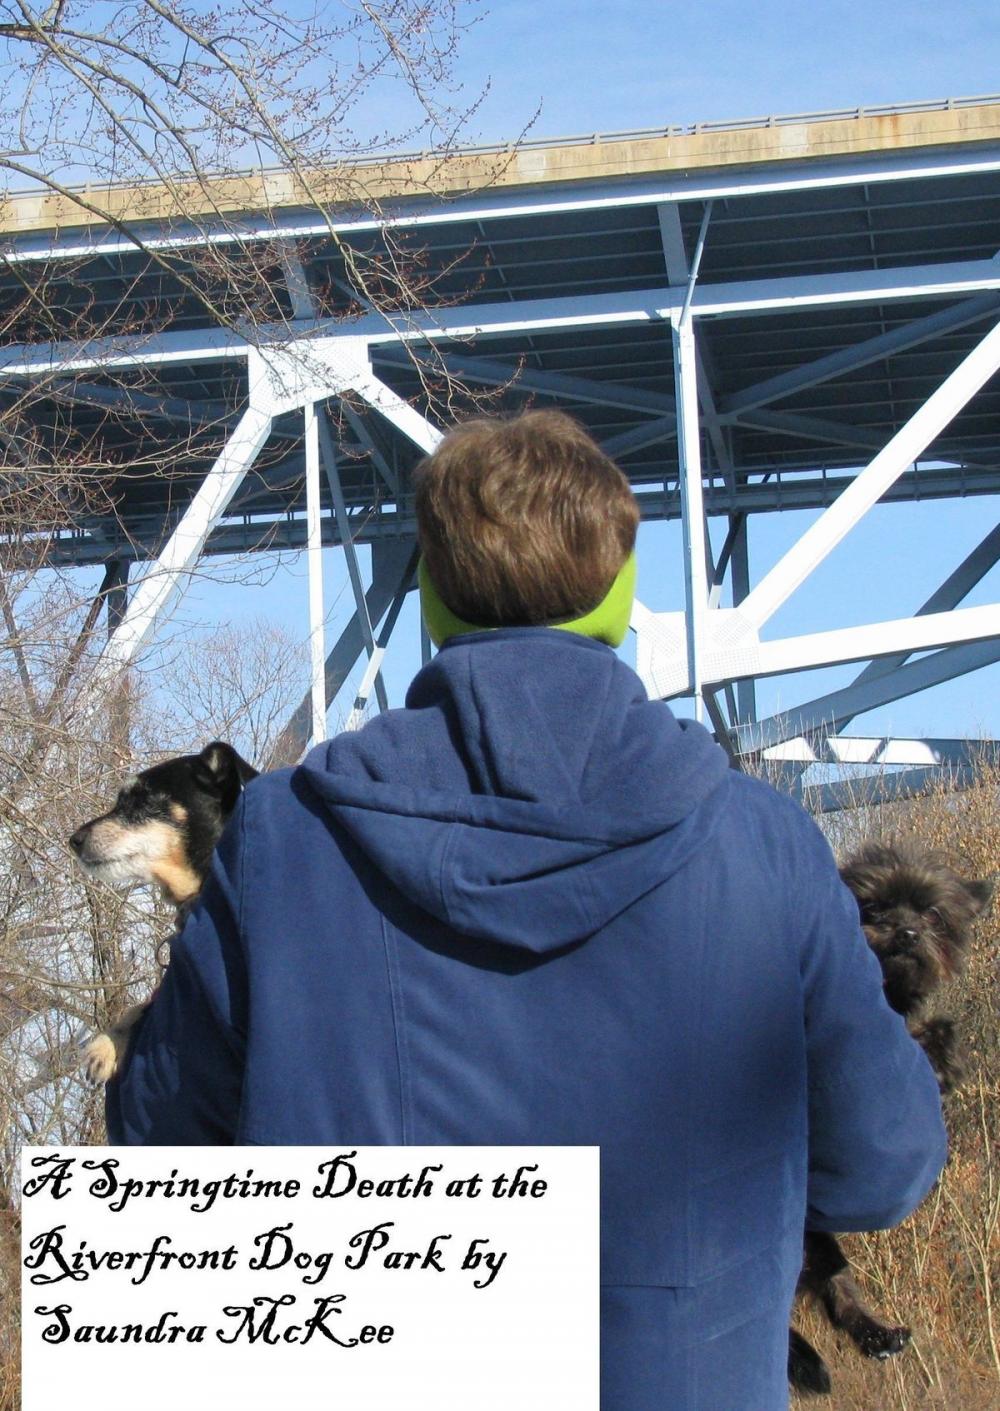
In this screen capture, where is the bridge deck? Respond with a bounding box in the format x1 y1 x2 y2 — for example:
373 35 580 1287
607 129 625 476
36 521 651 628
3 97 1000 567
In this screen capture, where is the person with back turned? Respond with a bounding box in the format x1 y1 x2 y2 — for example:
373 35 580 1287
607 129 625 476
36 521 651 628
109 409 946 1411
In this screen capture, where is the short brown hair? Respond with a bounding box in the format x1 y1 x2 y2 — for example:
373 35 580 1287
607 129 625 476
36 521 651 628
414 410 639 626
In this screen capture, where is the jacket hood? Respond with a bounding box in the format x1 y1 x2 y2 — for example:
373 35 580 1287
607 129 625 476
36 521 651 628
298 629 729 952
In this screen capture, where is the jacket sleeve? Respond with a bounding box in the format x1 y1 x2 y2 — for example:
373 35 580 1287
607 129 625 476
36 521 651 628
798 819 947 1232
105 794 249 1145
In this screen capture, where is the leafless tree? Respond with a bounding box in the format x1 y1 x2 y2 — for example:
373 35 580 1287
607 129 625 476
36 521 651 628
0 8 523 1402
0 1 516 362
153 617 306 763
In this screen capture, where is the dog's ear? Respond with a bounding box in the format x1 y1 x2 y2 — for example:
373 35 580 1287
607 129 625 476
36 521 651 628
964 876 995 917
195 741 259 812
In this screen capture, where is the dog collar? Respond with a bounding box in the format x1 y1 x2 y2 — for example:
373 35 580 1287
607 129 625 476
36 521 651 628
418 551 636 649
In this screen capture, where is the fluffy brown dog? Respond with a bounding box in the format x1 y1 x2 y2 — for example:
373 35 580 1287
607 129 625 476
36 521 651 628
789 841 993 1397
842 842 992 1090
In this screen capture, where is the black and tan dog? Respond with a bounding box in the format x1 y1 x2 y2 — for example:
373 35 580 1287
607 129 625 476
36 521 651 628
69 741 258 1083
789 841 993 1397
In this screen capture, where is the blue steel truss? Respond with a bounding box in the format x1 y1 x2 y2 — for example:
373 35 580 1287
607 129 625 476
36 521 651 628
3 96 1000 797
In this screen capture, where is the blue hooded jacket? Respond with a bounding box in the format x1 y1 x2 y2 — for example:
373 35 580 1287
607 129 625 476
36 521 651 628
108 629 946 1410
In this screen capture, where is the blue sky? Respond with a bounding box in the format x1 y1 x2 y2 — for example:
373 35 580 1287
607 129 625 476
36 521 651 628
116 0 1000 749
450 0 999 145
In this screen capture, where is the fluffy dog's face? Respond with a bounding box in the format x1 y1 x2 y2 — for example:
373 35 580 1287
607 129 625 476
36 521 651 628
69 741 257 906
839 843 993 1017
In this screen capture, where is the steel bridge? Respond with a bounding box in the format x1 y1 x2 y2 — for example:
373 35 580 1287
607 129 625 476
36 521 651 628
4 95 1000 802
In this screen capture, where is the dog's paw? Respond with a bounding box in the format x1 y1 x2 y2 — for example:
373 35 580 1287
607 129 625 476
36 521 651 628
81 1034 118 1085
856 1321 911 1360
788 1328 832 1395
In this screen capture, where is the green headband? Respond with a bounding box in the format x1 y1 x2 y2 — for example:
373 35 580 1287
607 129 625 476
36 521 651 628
418 551 636 649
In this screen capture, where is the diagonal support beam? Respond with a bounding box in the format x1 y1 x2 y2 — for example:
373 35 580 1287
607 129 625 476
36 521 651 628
830 519 1000 736
354 371 443 455
375 346 675 418
8 375 247 433
601 416 677 459
344 545 419 732
318 411 389 716
804 766 979 815
738 318 1000 630
735 638 1000 754
728 407 883 451
708 514 746 610
721 291 1000 416
100 405 273 669
267 540 416 766
341 403 400 497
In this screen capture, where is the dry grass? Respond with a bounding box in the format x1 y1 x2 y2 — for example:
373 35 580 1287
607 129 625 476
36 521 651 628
792 757 1000 1409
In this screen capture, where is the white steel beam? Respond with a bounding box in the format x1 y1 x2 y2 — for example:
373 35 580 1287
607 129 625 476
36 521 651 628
684 260 1000 319
672 313 709 716
764 735 995 767
729 516 756 724
304 402 327 746
659 205 752 737
738 318 1000 630
752 604 1000 678
634 602 1000 700
279 245 316 322
8 260 1000 378
658 203 732 487
100 404 273 668
0 324 239 377
657 203 689 286
304 291 670 349
345 648 386 732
